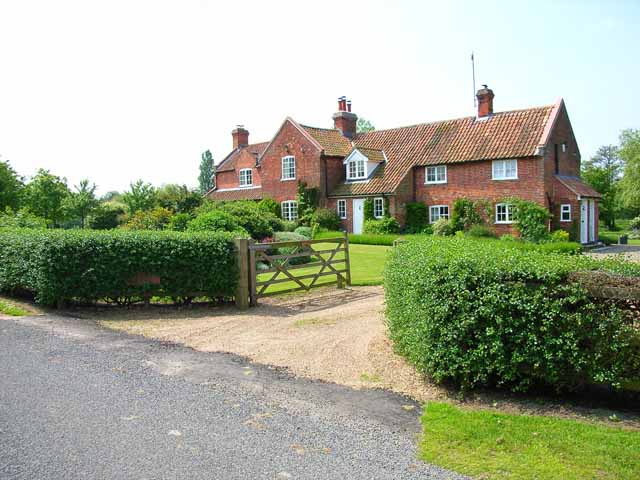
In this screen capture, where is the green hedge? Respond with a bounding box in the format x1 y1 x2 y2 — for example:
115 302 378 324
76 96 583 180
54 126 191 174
385 236 640 392
0 229 238 305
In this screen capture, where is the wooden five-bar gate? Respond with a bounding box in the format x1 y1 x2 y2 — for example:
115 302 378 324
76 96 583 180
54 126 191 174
234 233 351 308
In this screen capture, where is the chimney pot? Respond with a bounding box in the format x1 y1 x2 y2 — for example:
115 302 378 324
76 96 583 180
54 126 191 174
332 98 357 138
476 85 495 117
231 126 249 149
346 100 352 112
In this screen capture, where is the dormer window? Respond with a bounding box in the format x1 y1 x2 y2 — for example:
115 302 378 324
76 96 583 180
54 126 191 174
347 159 366 180
239 168 253 187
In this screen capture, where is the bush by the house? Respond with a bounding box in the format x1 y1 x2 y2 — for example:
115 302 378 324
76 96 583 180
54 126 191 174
167 212 191 231
294 226 312 239
404 202 428 234
122 206 173 231
363 198 375 221
271 231 312 265
385 236 640 393
0 229 238 306
219 201 276 239
549 229 570 243
512 199 551 242
364 217 400 235
451 198 488 232
466 225 495 238
432 218 453 236
311 208 342 231
187 210 249 237
281 220 297 232
258 198 281 218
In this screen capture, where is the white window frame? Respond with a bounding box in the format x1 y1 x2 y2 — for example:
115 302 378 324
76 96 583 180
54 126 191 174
560 204 572 222
429 205 449 223
373 197 384 219
492 159 518 180
281 155 296 181
495 203 515 224
337 199 347 219
239 168 253 187
281 200 298 222
347 159 367 180
425 165 447 184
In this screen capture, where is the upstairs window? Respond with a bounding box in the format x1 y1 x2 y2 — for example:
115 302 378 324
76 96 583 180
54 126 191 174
337 199 347 219
561 204 572 222
425 165 447 184
429 205 449 223
281 156 296 180
347 159 367 180
239 168 253 187
495 203 514 223
373 197 384 218
492 159 518 180
281 200 298 221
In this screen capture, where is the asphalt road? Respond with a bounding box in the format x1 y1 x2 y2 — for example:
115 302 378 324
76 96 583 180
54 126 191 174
0 314 465 480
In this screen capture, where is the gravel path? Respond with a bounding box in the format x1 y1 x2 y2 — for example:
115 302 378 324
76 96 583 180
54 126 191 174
0 314 464 480
588 245 640 262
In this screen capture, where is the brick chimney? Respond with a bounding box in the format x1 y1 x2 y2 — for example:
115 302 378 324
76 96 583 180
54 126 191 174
332 97 357 139
232 125 249 149
476 85 494 117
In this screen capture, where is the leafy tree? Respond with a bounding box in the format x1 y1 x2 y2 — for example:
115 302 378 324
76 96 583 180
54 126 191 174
87 202 125 230
121 180 157 214
0 207 47 229
64 179 98 228
100 191 122 202
198 150 215 194
356 117 375 134
0 157 24 211
22 169 70 227
122 206 173 230
157 183 202 214
619 129 640 215
581 145 623 229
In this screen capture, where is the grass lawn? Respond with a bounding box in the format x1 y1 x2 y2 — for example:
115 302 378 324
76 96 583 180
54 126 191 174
599 219 640 245
256 242 390 295
0 299 29 316
421 402 640 480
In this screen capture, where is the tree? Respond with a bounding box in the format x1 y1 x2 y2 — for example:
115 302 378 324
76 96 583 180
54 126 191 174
121 180 157 214
619 129 640 215
198 150 215 194
0 157 24 211
157 183 202 214
581 145 623 229
87 202 125 230
64 179 98 228
22 169 70 227
356 117 375 133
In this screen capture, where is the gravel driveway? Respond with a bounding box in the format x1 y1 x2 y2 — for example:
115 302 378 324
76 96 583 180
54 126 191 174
0 313 464 480
588 245 640 262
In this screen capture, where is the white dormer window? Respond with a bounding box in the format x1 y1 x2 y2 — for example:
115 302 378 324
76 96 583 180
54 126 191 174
347 159 367 180
425 165 447 184
239 168 253 187
492 159 518 180
281 155 296 180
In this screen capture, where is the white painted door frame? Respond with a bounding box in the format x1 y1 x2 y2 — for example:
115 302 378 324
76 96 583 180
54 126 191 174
580 199 588 244
588 200 596 243
352 198 365 234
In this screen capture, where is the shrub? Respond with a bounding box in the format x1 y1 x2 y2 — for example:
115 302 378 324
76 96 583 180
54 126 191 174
499 234 518 242
187 210 249 237
385 236 640 392
280 220 298 232
363 198 375 221
630 216 640 231
167 213 191 232
219 201 275 239
466 225 495 238
432 218 453 236
311 208 342 231
272 231 311 265
294 226 312 239
451 198 484 232
364 217 400 235
549 229 570 243
0 208 47 229
122 207 173 230
88 202 125 230
404 202 428 234
512 199 551 242
258 198 281 218
0 229 238 305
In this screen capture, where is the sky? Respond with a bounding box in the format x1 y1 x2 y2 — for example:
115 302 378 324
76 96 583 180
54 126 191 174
1 0 639 195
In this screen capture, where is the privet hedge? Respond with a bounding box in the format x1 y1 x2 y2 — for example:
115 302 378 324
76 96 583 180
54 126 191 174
385 236 640 392
0 229 238 305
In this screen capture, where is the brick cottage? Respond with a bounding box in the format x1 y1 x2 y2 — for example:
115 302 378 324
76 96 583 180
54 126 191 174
208 87 601 243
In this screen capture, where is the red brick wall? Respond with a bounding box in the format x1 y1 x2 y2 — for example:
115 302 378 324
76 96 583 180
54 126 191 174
550 178 580 240
326 197 353 232
543 104 581 181
215 149 261 190
324 156 345 201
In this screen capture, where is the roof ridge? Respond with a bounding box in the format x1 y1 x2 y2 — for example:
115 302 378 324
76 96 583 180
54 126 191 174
300 124 339 132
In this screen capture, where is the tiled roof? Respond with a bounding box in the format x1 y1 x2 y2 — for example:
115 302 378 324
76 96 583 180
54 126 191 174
356 147 386 163
301 125 352 157
209 187 263 201
555 175 602 198
216 142 269 172
329 105 555 196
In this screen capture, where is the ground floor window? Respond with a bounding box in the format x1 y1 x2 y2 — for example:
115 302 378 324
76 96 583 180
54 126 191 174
281 200 298 221
495 203 514 224
373 197 384 218
429 205 449 223
337 199 347 219
560 204 572 222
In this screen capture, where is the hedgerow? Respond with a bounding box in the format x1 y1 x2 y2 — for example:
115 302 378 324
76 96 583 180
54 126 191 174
0 229 238 306
385 236 640 392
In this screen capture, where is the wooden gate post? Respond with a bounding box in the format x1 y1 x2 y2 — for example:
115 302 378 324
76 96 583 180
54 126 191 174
343 230 352 286
234 238 249 309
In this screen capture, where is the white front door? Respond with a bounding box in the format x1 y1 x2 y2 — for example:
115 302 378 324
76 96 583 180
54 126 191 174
580 199 589 244
352 198 365 234
589 200 596 243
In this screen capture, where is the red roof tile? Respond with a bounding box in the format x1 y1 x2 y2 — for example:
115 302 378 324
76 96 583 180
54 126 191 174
216 142 269 172
208 187 263 201
555 176 602 198
301 126 352 157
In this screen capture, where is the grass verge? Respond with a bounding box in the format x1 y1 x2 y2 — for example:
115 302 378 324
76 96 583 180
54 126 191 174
0 299 29 316
420 402 640 480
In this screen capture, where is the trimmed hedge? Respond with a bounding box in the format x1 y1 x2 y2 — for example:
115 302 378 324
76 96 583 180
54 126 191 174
385 236 640 392
0 229 238 305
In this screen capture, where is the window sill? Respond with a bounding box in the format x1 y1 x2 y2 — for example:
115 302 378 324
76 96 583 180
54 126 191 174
239 184 254 188
280 177 296 181
560 219 572 223
492 177 518 181
495 221 514 225
425 181 447 185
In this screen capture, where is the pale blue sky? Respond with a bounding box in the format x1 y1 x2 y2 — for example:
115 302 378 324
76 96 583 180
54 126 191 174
0 0 638 193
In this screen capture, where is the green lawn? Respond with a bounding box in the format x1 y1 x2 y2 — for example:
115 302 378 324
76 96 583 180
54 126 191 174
256 242 390 295
0 299 29 316
599 220 640 245
421 402 640 480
